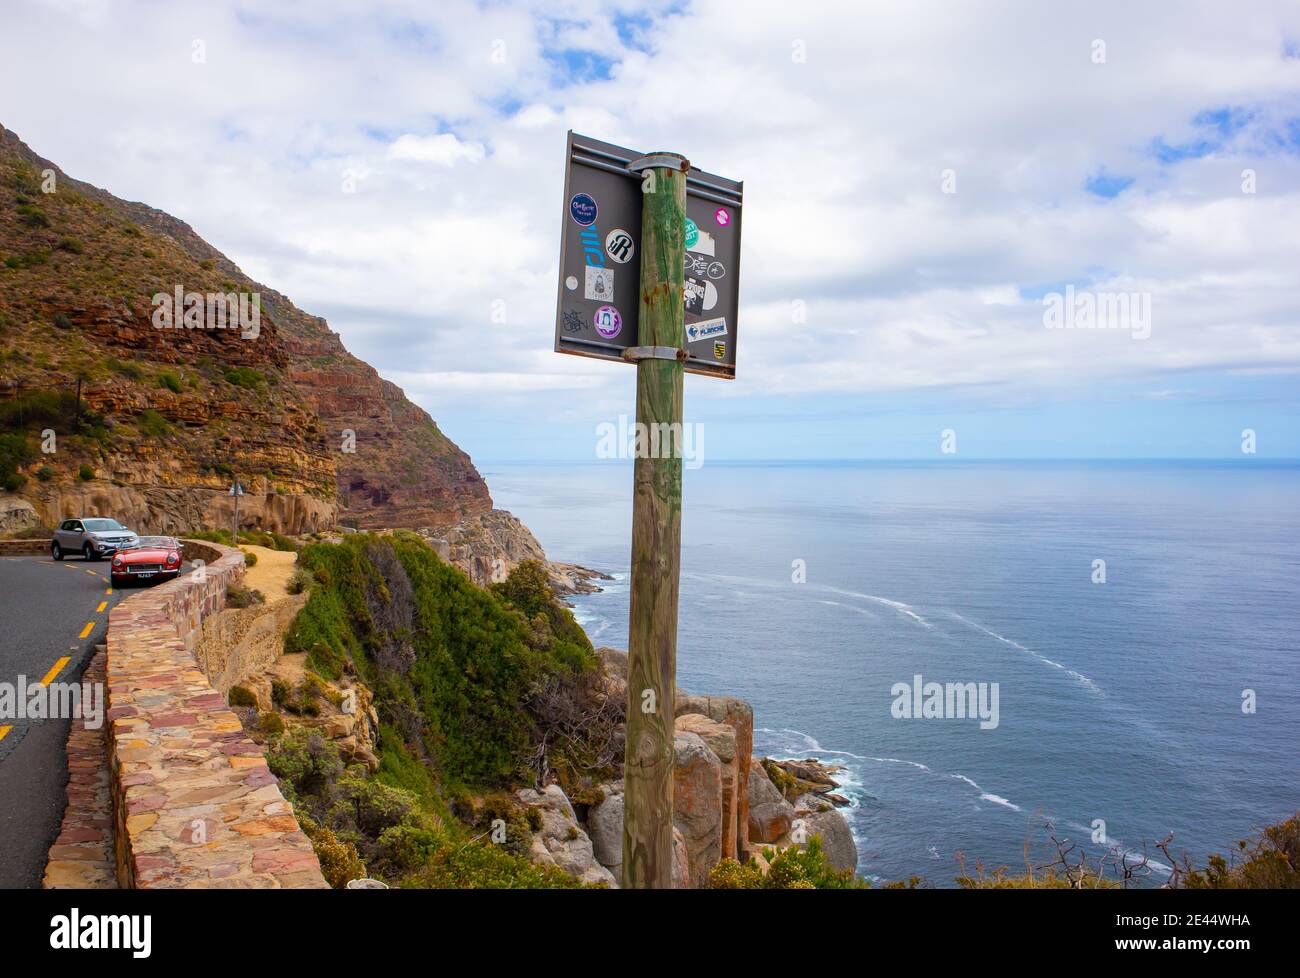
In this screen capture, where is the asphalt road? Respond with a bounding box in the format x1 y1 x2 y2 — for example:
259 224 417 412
0 554 137 888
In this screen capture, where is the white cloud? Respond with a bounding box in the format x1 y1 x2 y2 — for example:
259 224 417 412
2 0 1298 434
388 132 487 166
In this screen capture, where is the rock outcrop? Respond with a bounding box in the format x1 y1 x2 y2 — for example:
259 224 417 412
676 692 753 859
0 125 490 537
0 495 38 533
675 713 739 864
587 781 689 888
672 729 723 888
428 509 609 595
516 784 617 887
748 761 796 843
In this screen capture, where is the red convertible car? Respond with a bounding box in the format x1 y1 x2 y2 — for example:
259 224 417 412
110 536 183 587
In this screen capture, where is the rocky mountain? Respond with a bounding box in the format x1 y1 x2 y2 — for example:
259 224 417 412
0 124 489 534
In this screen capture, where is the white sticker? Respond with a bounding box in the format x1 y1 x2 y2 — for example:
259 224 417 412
688 228 716 257
685 316 727 343
585 265 615 302
565 275 578 291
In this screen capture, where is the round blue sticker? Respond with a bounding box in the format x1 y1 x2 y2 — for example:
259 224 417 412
570 193 598 226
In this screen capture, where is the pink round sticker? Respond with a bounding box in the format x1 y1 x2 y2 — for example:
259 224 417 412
714 207 730 227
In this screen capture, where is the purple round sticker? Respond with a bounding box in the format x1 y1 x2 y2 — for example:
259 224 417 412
593 305 621 338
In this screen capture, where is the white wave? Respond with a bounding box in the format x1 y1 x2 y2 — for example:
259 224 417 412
947 773 1022 811
824 586 932 627
815 599 880 620
946 611 1102 694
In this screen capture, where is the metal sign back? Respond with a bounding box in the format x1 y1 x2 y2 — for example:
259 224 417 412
554 131 742 379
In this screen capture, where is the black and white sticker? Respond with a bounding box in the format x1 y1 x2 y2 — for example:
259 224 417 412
584 265 615 302
605 228 635 264
684 276 718 315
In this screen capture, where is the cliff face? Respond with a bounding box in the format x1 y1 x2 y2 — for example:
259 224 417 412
0 125 490 533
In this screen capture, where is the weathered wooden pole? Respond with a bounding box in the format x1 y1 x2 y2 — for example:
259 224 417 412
621 152 688 889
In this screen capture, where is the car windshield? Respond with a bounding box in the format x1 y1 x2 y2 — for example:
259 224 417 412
135 537 177 549
83 519 127 532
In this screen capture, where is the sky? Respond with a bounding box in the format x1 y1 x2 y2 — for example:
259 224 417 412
3 0 1300 461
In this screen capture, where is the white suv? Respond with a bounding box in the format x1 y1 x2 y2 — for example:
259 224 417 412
52 518 140 561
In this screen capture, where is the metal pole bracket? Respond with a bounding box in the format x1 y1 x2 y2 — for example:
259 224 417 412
621 345 688 363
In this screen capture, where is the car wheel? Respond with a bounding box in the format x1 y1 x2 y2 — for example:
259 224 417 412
83 544 95 561
51 542 63 561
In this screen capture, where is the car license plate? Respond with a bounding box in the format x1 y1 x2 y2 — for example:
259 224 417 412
136 572 154 578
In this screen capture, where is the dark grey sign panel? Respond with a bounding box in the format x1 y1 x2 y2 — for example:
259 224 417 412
554 131 742 379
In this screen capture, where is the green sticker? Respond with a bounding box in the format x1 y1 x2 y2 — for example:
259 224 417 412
684 218 698 249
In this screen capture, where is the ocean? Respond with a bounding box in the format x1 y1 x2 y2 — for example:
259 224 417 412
484 460 1300 886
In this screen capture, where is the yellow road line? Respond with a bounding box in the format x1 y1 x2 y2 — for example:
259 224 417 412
105 587 112 595
0 725 11 742
77 621 95 639
39 656 71 687
96 601 108 613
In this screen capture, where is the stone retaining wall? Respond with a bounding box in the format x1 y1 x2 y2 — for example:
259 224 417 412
0 538 50 555
104 539 326 888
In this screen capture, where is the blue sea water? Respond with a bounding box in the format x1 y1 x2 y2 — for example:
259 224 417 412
485 460 1299 886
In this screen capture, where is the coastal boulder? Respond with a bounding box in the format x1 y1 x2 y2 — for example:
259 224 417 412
516 785 618 888
676 692 754 859
672 730 723 888
675 713 739 865
790 806 858 873
587 786 624 878
748 759 795 844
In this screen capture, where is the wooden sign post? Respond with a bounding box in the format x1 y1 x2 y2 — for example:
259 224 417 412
621 152 689 889
553 133 743 888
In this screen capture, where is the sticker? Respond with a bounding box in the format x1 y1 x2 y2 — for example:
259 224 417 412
562 310 584 333
688 228 716 256
565 275 578 291
684 217 699 249
685 254 726 279
684 276 718 315
593 305 622 338
713 341 726 360
714 207 731 227
685 316 727 343
569 192 598 226
605 228 635 264
585 265 615 301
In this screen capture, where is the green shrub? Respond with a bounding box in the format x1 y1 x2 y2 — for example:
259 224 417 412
2 472 24 492
398 837 592 889
300 815 367 889
52 313 73 330
35 465 53 482
224 366 265 388
708 839 869 890
56 237 84 254
225 583 264 608
228 685 257 708
157 370 182 394
240 547 258 568
106 358 145 380
16 203 50 228
138 409 169 438
259 712 285 737
77 463 94 481
1182 814 1300 889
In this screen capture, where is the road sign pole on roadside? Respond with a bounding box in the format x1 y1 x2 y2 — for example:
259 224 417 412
621 152 689 889
553 132 742 889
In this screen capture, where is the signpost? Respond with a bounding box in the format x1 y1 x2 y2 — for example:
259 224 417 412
228 480 244 544
554 132 743 888
554 131 743 379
